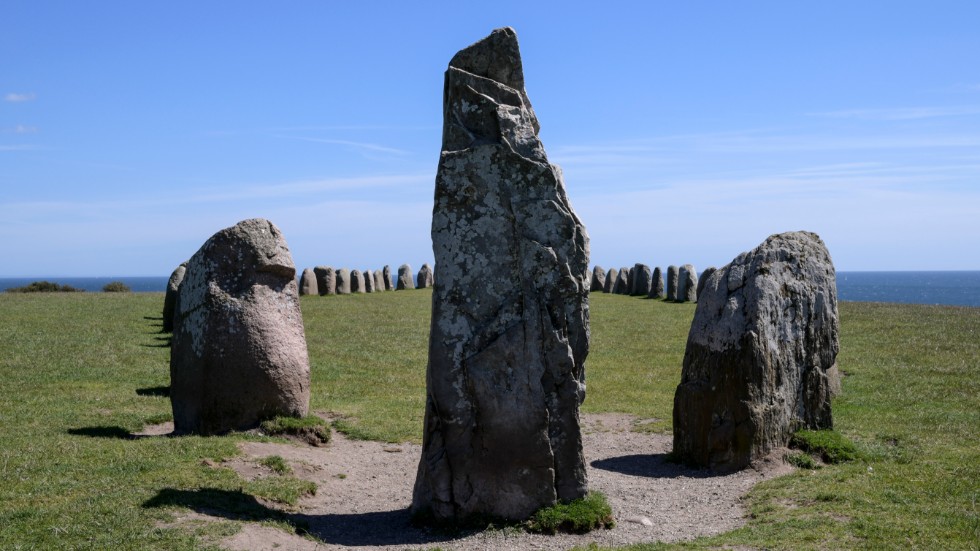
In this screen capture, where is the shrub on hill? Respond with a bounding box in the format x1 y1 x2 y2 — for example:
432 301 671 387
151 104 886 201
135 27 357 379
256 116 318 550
5 281 85 293
102 281 131 293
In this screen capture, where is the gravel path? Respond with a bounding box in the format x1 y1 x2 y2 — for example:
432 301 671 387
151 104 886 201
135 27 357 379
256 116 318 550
188 413 793 550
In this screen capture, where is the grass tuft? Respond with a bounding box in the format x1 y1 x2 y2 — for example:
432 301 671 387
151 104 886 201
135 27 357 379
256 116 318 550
526 492 615 534
258 455 291 475
260 415 330 446
784 451 820 470
790 429 859 464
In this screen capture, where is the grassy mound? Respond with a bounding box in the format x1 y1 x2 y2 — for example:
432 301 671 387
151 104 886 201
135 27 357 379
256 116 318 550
527 492 615 534
260 415 331 446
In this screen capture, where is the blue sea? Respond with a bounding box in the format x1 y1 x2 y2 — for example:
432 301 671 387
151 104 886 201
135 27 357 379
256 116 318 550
0 271 978 307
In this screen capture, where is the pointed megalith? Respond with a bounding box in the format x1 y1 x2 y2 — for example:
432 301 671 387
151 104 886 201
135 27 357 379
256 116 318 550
383 265 395 290
673 232 840 471
590 265 606 292
170 219 310 435
396 264 415 290
666 265 679 301
603 267 617 294
649 266 665 299
413 27 590 523
162 262 187 333
677 264 698 302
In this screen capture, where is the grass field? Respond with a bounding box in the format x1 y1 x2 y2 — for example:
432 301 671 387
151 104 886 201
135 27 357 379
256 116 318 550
0 291 977 549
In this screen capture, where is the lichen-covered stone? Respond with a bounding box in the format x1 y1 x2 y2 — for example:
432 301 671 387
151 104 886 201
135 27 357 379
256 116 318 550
590 265 606 292
631 263 652 296
413 27 589 523
677 264 698 302
673 231 840 471
170 218 310 435
299 268 318 296
649 266 665 299
335 268 351 295
417 263 434 289
162 262 187 333
397 264 415 290
603 268 617 294
314 266 335 296
666 265 679 301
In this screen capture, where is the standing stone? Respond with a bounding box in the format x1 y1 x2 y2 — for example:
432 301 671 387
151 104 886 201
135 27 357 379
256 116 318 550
631 263 652 296
364 270 375 293
677 264 698 302
626 267 634 295
603 268 617 294
417 263 434 289
170 218 310 435
590 265 606 292
335 268 351 295
673 232 840 471
413 27 589 523
397 264 415 290
383 265 395 290
350 269 366 293
162 262 187 333
649 266 665 299
666 265 679 301
696 267 716 300
613 267 630 295
299 268 318 296
374 270 386 292
314 266 335 296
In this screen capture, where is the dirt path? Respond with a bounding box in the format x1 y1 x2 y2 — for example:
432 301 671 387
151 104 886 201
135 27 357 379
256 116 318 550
176 413 793 550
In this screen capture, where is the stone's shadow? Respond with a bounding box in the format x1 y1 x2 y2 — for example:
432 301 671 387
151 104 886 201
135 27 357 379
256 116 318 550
143 335 172 348
68 426 137 440
144 316 163 321
136 385 170 397
591 453 732 479
143 488 462 547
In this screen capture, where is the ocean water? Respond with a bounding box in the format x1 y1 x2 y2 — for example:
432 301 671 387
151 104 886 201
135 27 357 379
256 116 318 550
1 271 978 307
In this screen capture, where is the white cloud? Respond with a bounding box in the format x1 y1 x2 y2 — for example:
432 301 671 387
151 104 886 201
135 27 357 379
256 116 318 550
4 92 36 103
273 135 410 156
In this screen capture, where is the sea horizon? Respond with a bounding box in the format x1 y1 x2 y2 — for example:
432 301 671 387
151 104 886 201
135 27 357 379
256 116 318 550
2 270 979 308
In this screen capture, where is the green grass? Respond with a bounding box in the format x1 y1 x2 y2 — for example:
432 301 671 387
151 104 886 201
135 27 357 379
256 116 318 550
0 291 977 549
258 455 291 475
790 429 860 464
259 415 330 446
527 492 615 534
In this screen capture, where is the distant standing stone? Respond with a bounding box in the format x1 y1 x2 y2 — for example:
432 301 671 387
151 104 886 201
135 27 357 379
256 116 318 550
413 27 589 523
313 266 335 296
383 265 395 290
678 264 698 302
603 268 618 294
162 262 187 333
335 268 351 295
696 267 716 300
649 266 665 299
673 231 840 471
170 218 310 435
374 270 386 292
363 269 375 293
631 263 652 296
666 265 679 301
350 269 366 293
397 264 415 290
299 268 318 296
417 263 434 289
590 265 606 292
614 267 630 295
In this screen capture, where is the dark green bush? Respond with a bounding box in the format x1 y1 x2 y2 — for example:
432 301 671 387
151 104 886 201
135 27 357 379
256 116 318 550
102 281 131 293
526 492 615 534
5 281 85 293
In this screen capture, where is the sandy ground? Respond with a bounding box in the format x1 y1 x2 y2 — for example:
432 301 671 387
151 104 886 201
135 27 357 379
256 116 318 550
147 413 792 550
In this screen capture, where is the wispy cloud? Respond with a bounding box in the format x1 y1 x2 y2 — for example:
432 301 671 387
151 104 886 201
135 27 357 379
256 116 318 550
273 135 410 156
812 105 980 120
6 125 38 134
4 92 36 103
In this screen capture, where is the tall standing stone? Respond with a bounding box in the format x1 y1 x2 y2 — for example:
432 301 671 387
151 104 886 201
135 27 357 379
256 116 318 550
350 269 365 293
383 265 395 290
673 232 840 471
163 262 187 333
666 265 679 301
696 267 716 300
374 270 386 292
335 268 351 295
364 269 375 293
590 265 606 292
417 263 434 289
396 264 415 290
677 264 698 302
631 263 652 296
614 267 630 295
413 27 589 523
314 266 335 296
170 219 310 435
603 267 617 294
299 268 318 296
649 266 665 299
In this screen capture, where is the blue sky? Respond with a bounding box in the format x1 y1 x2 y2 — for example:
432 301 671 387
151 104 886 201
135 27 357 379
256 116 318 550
2 2 979 276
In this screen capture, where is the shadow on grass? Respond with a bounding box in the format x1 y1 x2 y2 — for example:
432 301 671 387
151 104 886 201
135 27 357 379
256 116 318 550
68 426 137 440
136 385 170 397
143 335 172 348
143 488 465 547
591 453 733 479
144 316 163 321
